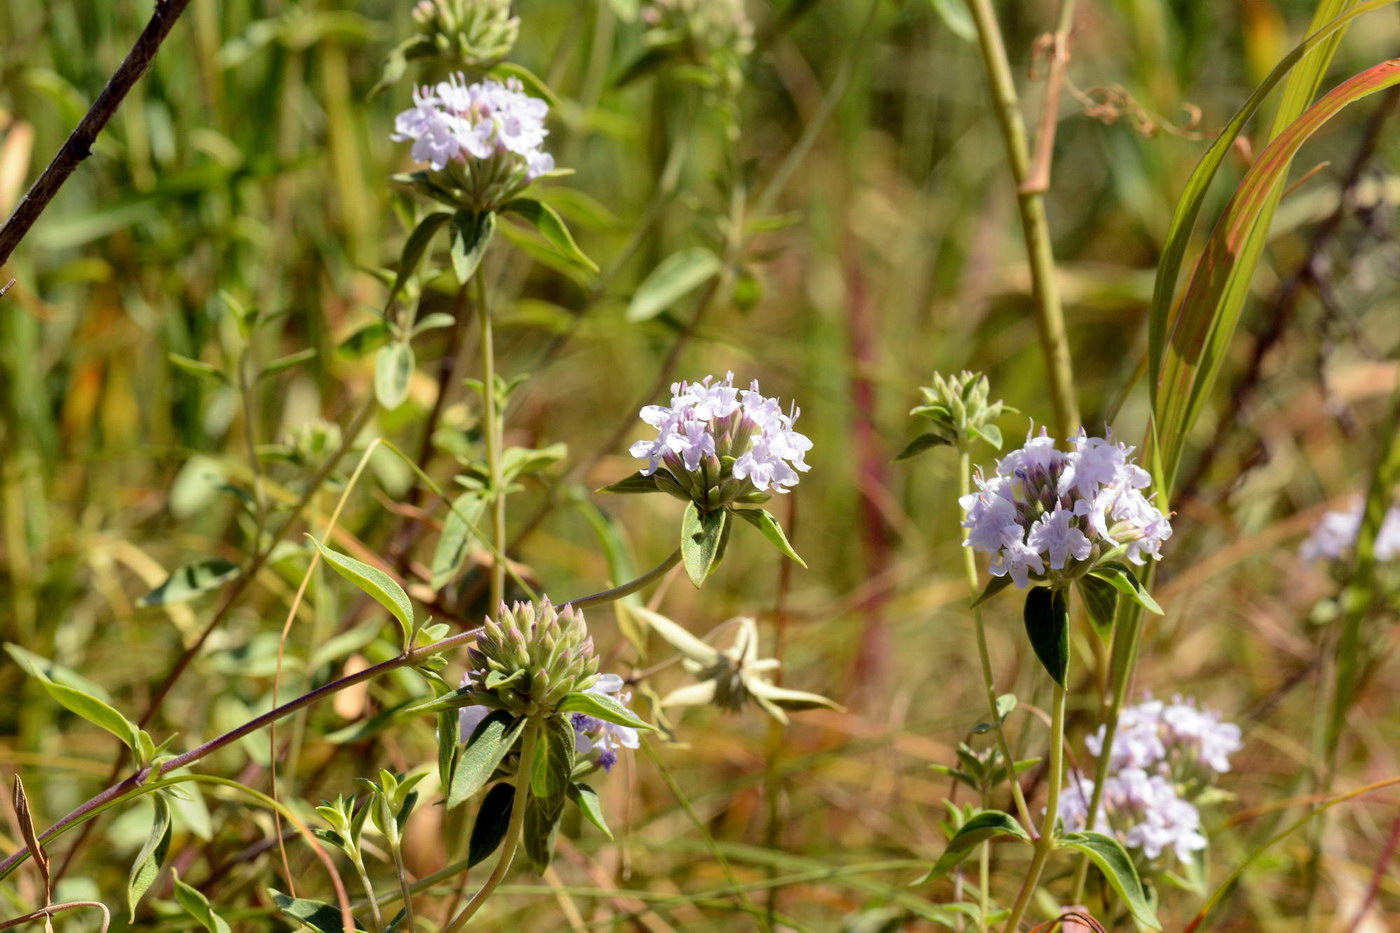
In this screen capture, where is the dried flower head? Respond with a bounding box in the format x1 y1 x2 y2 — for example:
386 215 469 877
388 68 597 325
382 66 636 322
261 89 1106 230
961 428 1172 588
392 74 554 211
464 599 598 718
628 372 812 509
637 610 839 724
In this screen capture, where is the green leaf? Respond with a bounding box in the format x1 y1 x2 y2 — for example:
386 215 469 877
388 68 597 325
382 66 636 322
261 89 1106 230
338 320 392 359
894 432 952 461
1078 575 1119 639
1023 586 1070 687
310 537 415 650
530 717 576 802
467 783 515 867
558 691 654 731
914 810 1029 884
680 502 727 587
430 492 484 591
411 311 456 337
389 210 452 304
626 247 721 322
168 353 227 384
1060 832 1160 929
5 644 113 702
128 795 173 920
258 347 318 381
597 471 661 495
1089 561 1163 615
39 676 142 751
972 693 1017 734
925 0 975 41
970 574 1014 608
500 198 597 273
449 711 525 809
138 558 240 607
523 786 566 873
269 889 361 933
172 870 232 933
487 61 561 109
968 423 1002 450
567 783 613 840
374 341 415 411
449 210 495 284
731 507 806 566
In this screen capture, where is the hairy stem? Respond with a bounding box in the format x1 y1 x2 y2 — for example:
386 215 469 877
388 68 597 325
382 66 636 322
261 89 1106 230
563 548 682 611
442 722 540 931
964 0 1080 438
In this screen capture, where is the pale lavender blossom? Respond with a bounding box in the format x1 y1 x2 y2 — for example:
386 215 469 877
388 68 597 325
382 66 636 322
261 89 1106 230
571 673 640 771
960 427 1172 588
629 373 812 506
393 73 554 189
1087 694 1242 779
1060 769 1208 864
1300 499 1400 563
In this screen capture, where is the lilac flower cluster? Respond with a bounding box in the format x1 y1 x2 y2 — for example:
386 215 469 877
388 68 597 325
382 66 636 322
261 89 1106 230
1086 694 1243 779
960 429 1172 587
630 373 812 507
1060 770 1208 863
458 672 640 773
393 73 554 179
569 674 641 771
1300 498 1400 563
1062 695 1241 865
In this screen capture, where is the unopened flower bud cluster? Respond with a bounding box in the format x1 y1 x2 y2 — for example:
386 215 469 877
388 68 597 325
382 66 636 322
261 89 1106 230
411 0 519 69
464 599 598 718
960 429 1172 587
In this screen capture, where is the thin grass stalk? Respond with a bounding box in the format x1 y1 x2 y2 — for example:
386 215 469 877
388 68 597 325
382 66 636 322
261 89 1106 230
963 0 1080 439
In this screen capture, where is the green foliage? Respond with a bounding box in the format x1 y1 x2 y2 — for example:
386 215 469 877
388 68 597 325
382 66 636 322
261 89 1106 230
1023 586 1070 687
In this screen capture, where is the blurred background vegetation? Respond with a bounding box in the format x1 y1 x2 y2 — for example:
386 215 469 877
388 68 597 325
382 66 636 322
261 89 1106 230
0 0 1398 929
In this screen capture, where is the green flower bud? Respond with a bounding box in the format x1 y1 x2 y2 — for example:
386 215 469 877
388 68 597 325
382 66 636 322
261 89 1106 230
411 0 519 70
902 371 1008 457
466 599 598 718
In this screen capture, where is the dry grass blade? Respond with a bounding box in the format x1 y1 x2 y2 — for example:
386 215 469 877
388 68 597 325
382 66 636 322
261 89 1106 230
12 777 50 905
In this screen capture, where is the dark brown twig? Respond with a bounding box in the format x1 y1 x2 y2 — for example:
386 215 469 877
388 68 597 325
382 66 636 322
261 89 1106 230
0 0 196 267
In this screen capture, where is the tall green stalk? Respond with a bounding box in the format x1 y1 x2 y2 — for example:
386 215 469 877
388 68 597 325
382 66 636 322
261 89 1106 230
442 722 540 932
958 447 1033 831
963 0 1080 440
475 268 506 608
1001 681 1067 933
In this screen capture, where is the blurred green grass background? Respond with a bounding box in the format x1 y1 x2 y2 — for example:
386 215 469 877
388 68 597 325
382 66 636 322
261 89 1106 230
1 0 1398 929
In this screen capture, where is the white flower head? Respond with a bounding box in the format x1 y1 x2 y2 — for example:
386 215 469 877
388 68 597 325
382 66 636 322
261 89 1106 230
1060 769 1208 864
960 427 1172 588
1088 693 1243 782
392 74 554 211
629 373 812 508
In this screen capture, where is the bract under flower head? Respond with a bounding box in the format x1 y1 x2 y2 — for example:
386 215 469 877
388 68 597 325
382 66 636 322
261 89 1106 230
960 428 1172 588
464 598 598 717
392 74 554 211
570 674 641 772
629 373 812 510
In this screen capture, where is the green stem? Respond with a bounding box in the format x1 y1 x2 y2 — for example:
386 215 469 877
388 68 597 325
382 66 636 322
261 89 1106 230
562 548 682 611
964 0 1080 439
350 849 386 933
386 820 417 933
475 269 506 608
1001 681 1068 933
977 841 990 932
958 448 1034 831
443 723 539 932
